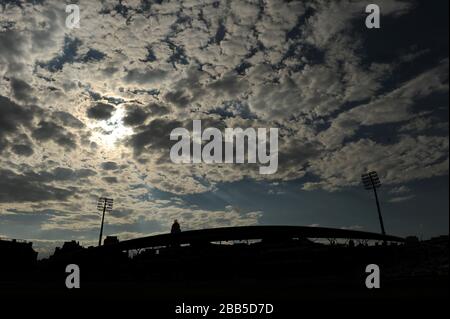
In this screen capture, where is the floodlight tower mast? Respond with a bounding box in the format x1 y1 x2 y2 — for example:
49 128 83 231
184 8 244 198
362 172 386 236
97 197 113 246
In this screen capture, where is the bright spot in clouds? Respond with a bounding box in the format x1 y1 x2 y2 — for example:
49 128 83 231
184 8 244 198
90 106 133 149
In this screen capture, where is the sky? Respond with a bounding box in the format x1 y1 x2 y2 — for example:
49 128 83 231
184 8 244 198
0 0 448 257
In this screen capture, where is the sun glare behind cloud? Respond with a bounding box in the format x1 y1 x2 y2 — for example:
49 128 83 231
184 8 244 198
90 106 133 149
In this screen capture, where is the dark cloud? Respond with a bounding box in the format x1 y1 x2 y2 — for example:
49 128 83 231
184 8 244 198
0 96 35 132
0 169 74 203
123 68 168 84
0 30 26 72
102 176 118 184
148 103 170 116
88 90 125 105
86 103 116 120
11 144 34 157
53 111 85 129
100 66 119 76
129 88 160 96
164 90 191 108
109 208 133 218
127 118 182 156
207 101 255 120
123 105 150 126
101 161 119 170
36 167 97 182
0 95 36 152
13 167 96 189
0 209 60 224
124 103 170 126
161 69 206 108
32 121 77 150
208 74 248 97
279 141 322 167
10 77 36 102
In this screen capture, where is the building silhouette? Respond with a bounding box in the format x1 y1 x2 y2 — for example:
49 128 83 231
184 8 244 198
0 238 38 272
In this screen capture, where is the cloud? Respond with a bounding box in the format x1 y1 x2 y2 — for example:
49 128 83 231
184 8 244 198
318 60 449 148
0 30 27 73
164 89 192 109
32 121 77 150
11 144 34 157
53 111 85 129
123 68 169 84
9 77 36 103
389 186 411 195
123 104 151 126
304 135 448 191
101 161 119 171
0 0 447 250
0 95 37 152
102 176 119 184
388 195 416 203
127 118 182 156
86 103 116 120
303 0 414 49
36 167 96 182
0 169 74 203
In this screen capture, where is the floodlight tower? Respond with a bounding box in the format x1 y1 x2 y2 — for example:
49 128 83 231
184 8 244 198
361 171 386 236
97 197 113 246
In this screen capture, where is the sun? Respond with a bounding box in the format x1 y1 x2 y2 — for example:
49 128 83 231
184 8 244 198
90 106 133 149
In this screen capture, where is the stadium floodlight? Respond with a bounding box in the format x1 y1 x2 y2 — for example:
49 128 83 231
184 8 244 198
361 171 386 236
97 197 113 246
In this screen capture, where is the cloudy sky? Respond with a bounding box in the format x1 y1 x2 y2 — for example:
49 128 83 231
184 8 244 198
0 0 448 256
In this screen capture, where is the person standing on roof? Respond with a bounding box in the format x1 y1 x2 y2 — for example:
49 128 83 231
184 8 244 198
171 219 181 234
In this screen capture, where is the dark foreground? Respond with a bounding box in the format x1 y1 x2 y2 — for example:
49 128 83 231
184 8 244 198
0 236 448 316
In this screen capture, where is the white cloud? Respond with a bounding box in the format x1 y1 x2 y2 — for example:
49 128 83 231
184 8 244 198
0 0 447 249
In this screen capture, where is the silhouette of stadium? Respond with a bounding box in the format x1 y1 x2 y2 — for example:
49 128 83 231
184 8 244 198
102 225 404 251
1 224 448 303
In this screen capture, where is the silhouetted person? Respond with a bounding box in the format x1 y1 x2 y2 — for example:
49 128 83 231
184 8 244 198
171 219 181 234
170 220 181 248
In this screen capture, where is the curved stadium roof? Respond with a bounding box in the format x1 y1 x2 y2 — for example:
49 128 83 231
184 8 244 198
109 226 404 251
